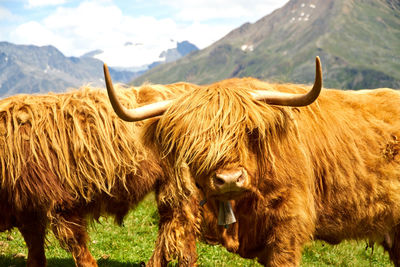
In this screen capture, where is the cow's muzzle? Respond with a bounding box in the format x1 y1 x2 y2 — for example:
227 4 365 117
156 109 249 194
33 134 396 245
212 168 247 199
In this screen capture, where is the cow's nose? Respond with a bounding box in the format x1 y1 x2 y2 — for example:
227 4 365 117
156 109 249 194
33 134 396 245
214 168 246 189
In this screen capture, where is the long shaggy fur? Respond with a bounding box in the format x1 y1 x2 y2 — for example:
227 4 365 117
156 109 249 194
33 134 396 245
0 82 195 267
143 77 400 266
0 88 142 207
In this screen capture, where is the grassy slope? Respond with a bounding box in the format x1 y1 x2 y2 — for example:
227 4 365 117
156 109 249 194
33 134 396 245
133 0 400 90
318 0 400 89
0 194 393 266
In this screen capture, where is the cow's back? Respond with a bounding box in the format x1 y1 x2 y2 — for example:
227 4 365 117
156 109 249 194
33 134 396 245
0 88 146 211
297 87 400 243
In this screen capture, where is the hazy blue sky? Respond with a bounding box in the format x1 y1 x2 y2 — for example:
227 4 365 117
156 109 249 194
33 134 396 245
0 0 289 67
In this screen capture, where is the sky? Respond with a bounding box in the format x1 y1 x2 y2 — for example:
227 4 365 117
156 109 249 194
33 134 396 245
0 0 289 67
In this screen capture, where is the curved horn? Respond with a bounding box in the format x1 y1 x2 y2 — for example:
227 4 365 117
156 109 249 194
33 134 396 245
251 56 323 106
104 64 171 122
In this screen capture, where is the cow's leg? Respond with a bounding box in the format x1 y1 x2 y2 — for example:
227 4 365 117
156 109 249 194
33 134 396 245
148 202 199 266
382 226 400 267
18 219 47 267
258 217 311 267
259 242 302 267
51 213 97 267
258 233 303 266
148 183 200 267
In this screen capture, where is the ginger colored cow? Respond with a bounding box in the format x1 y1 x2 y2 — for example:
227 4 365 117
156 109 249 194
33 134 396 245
0 82 198 267
105 57 400 266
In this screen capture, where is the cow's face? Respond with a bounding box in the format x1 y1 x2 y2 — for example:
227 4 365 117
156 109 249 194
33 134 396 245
149 83 276 202
103 57 322 202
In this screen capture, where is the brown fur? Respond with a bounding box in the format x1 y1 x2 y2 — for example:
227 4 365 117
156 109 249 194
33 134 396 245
142 77 400 266
0 82 193 267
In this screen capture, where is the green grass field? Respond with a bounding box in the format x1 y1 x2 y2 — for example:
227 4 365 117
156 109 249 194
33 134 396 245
0 193 393 266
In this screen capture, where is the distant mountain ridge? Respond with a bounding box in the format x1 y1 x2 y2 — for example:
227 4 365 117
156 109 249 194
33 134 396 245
144 41 199 70
0 40 198 97
0 42 106 97
134 0 400 89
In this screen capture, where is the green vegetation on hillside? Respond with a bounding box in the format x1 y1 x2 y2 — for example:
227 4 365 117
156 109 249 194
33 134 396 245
134 0 400 90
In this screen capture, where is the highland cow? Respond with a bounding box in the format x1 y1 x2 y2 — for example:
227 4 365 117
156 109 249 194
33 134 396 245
0 83 198 267
105 57 400 266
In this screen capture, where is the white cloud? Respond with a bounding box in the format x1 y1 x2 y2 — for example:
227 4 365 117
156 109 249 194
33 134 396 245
0 7 19 21
10 1 237 66
160 0 287 22
12 21 69 49
41 2 181 64
9 0 289 67
27 0 67 8
0 7 12 21
174 22 234 49
0 7 20 40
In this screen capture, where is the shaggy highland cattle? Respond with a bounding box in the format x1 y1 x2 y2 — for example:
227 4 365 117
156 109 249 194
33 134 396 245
0 83 199 267
105 57 400 266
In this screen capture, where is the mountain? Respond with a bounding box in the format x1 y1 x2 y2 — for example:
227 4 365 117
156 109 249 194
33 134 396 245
162 41 199 63
108 67 145 84
0 42 108 97
145 41 199 69
134 0 400 89
0 40 199 97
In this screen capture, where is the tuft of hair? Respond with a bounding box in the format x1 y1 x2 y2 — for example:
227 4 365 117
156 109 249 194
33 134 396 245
148 78 297 200
0 86 149 209
157 78 292 173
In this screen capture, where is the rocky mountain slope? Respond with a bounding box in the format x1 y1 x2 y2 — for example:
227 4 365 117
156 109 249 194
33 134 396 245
0 42 106 97
134 0 400 89
0 40 198 97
